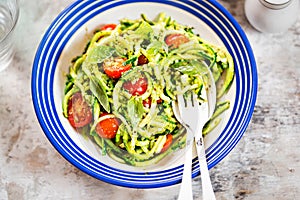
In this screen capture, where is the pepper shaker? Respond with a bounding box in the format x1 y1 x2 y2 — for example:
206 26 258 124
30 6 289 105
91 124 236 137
245 0 299 33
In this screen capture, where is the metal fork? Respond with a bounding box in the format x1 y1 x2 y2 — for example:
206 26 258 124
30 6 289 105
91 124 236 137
194 68 217 200
174 91 201 200
175 75 216 200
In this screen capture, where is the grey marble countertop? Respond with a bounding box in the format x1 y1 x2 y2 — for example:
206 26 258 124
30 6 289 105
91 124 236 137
0 0 299 199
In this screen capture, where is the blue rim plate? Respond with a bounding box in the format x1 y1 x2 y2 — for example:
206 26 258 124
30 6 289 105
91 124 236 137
32 0 257 188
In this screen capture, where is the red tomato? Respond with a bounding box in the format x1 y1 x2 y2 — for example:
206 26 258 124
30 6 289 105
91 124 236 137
142 98 151 108
161 134 173 153
103 57 132 79
123 76 148 96
143 97 163 108
165 33 189 48
95 113 120 139
68 92 93 128
100 24 117 31
137 54 149 65
156 98 163 104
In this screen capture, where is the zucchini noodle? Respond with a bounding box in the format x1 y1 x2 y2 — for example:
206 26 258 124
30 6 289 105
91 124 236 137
62 13 234 166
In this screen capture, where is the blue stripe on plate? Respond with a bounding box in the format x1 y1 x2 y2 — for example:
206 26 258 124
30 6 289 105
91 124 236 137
32 0 257 188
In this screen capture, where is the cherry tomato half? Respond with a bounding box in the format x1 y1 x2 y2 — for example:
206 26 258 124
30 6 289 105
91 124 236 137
142 98 151 108
137 54 149 65
143 97 163 108
100 24 117 31
161 134 173 153
68 92 93 128
95 113 120 139
103 57 132 79
165 33 189 49
123 76 148 96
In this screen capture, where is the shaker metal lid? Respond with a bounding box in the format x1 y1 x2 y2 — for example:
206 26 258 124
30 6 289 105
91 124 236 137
260 0 292 9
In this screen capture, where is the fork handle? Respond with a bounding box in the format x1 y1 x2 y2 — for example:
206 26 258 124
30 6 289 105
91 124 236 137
177 144 193 200
178 128 195 200
195 136 216 200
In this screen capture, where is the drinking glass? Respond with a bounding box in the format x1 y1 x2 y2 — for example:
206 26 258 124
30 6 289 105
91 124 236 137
0 0 19 72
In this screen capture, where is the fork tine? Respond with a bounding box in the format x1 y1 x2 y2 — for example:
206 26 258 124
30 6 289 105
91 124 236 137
178 93 200 132
176 86 186 107
191 92 198 107
178 91 194 109
177 93 185 108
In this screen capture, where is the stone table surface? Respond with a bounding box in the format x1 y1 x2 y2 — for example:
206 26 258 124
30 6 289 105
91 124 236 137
0 0 299 199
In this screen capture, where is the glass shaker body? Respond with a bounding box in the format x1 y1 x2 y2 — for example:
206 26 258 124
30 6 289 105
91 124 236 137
245 0 299 33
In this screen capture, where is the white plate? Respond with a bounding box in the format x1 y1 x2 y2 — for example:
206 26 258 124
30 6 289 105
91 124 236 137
32 0 257 188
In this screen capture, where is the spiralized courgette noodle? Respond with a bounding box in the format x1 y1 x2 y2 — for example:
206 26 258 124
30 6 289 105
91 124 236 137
62 13 234 166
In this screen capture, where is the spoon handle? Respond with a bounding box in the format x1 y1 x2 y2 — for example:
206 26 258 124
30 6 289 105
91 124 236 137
195 134 216 200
